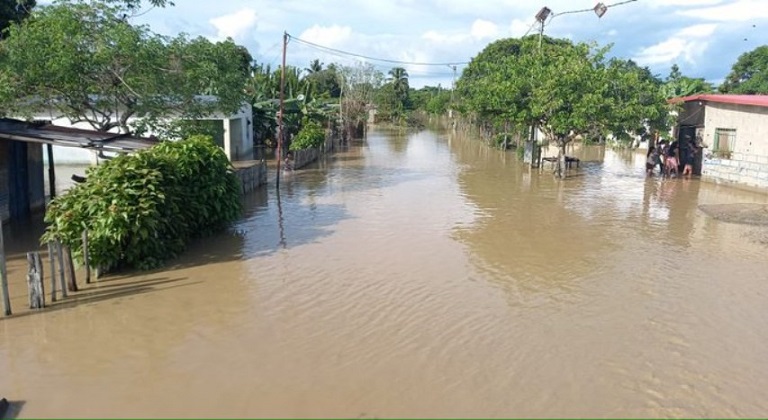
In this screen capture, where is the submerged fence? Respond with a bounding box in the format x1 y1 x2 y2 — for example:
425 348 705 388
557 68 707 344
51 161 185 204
1 226 91 317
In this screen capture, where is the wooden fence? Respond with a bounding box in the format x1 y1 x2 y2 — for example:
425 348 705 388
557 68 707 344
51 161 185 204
1 226 90 317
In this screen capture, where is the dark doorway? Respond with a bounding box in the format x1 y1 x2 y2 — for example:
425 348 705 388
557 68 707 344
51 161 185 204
677 125 702 175
8 141 30 219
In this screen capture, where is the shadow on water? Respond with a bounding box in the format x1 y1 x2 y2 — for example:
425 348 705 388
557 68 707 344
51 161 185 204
3 276 193 320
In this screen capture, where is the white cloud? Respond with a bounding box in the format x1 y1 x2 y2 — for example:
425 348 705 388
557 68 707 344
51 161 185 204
470 19 500 40
509 18 533 37
209 9 258 41
646 0 723 6
298 24 353 47
633 23 718 66
678 0 768 21
677 23 718 37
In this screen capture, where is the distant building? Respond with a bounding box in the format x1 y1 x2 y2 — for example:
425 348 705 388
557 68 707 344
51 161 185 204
26 97 253 165
0 119 156 223
671 94 768 190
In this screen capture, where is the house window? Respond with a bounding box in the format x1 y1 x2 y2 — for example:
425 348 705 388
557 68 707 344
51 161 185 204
713 128 736 158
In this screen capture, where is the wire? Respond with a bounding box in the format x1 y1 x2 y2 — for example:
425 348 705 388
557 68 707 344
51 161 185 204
287 33 470 67
128 5 156 18
548 0 638 24
522 19 540 37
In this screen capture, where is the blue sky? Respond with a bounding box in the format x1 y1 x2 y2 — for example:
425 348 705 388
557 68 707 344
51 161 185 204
124 0 766 88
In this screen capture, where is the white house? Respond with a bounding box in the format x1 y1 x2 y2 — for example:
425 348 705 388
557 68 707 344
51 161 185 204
673 94 768 190
30 97 253 165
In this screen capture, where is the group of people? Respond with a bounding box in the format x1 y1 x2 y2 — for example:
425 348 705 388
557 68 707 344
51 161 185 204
646 135 698 178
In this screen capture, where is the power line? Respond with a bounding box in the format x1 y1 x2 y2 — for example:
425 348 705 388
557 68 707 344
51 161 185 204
548 0 638 25
287 33 470 67
522 19 540 37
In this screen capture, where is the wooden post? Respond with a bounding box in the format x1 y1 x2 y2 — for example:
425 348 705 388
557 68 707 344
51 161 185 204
275 31 288 189
26 252 45 309
56 241 68 299
48 242 58 302
47 143 56 200
82 230 91 284
63 246 78 292
1 224 11 316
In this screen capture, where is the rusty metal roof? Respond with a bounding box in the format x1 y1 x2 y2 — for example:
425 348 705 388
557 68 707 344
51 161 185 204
0 118 158 153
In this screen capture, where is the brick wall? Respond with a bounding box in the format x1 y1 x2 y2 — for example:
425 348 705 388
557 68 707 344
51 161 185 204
702 152 768 190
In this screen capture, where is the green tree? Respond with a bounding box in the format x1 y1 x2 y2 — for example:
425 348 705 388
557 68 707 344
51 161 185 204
662 63 713 98
305 58 323 75
387 66 409 104
0 0 249 133
458 35 669 178
720 45 768 94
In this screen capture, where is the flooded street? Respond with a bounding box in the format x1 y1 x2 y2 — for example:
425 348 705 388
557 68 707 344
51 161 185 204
2 128 768 418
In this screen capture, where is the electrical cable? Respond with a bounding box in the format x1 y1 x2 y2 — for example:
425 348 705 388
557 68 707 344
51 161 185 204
287 33 470 67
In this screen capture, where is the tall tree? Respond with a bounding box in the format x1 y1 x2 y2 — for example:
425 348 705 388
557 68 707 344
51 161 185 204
305 59 323 75
662 63 713 98
458 35 669 178
338 62 383 138
720 45 768 94
387 66 409 103
0 0 249 133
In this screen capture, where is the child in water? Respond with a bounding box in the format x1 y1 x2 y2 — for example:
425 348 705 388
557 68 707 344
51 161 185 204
646 146 661 176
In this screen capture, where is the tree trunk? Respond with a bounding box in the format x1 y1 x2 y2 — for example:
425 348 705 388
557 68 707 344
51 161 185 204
556 139 568 179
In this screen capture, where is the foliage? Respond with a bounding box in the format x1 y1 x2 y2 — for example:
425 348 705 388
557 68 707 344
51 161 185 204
720 45 768 94
42 136 241 270
662 64 713 98
457 35 670 177
0 0 249 132
289 121 326 150
338 62 383 136
408 85 452 115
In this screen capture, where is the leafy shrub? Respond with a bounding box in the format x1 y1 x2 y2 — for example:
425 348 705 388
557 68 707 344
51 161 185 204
42 135 241 270
289 122 326 150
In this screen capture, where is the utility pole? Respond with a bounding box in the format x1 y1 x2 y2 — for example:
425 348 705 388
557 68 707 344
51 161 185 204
448 64 457 119
275 31 288 189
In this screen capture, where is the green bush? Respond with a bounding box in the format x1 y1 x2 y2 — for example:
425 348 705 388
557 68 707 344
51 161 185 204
42 135 241 270
289 122 326 150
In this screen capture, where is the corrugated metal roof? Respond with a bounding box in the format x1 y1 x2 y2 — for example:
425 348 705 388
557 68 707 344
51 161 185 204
670 94 768 108
0 118 158 153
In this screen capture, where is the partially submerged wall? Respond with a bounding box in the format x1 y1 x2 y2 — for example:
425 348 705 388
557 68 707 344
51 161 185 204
233 160 267 194
702 152 768 190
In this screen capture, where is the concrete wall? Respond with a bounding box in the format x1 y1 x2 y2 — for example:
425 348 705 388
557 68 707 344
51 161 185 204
233 161 267 194
698 102 768 190
702 102 768 157
290 134 336 170
702 153 768 190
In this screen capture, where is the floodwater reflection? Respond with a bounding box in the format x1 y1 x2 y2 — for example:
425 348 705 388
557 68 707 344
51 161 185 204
2 127 768 418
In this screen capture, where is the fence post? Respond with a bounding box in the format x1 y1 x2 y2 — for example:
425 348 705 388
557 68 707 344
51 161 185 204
27 252 45 310
56 241 68 299
63 246 77 292
82 230 91 284
48 242 57 302
1 224 11 316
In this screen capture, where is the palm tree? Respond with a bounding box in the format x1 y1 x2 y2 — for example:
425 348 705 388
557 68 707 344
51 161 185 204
305 59 323 75
387 67 409 101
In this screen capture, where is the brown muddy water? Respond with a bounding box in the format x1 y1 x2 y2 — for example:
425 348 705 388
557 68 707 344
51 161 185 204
2 128 768 418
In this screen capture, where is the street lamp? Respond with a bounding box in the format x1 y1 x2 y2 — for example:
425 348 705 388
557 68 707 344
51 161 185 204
594 2 608 18
535 7 552 23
